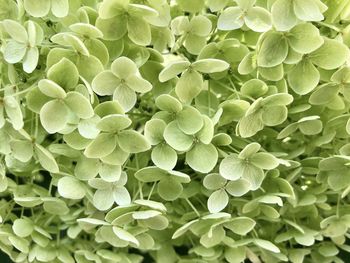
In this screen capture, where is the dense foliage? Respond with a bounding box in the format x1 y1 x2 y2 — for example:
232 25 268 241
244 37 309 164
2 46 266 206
0 0 350 262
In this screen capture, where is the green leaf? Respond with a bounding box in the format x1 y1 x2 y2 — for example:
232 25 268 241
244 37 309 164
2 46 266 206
152 144 177 170
47 58 79 90
23 0 50 17
84 133 117 158
288 59 320 95
158 177 183 201
58 176 86 199
271 0 297 31
159 61 190 82
34 144 59 173
118 130 151 153
186 143 218 173
64 91 94 119
217 7 244 30
164 121 193 151
192 59 229 74
257 32 288 67
207 189 229 213
40 99 69 133
309 39 349 70
13 218 34 237
245 7 272 32
175 69 203 103
288 23 324 54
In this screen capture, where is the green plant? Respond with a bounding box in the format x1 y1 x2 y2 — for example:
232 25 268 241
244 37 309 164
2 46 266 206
1 0 350 262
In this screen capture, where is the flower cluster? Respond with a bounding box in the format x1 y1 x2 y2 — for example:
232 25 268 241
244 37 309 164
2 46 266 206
0 0 350 262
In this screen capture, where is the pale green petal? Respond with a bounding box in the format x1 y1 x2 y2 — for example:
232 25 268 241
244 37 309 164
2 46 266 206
207 189 229 213
127 16 151 46
40 100 69 133
288 23 324 54
257 32 288 67
175 70 203 103
164 121 193 151
22 47 39 73
111 56 138 79
38 79 66 99
57 176 86 199
177 106 203 135
159 61 190 82
217 7 244 31
2 19 28 43
245 6 272 32
3 41 26 64
84 133 117 158
219 154 245 180
23 0 50 17
126 75 152 93
64 91 94 119
113 85 137 112
293 0 324 21
51 0 69 18
309 39 349 70
92 71 119 96
271 0 297 31
288 59 319 95
118 130 151 153
152 144 177 170
47 58 79 90
191 59 229 74
186 143 218 173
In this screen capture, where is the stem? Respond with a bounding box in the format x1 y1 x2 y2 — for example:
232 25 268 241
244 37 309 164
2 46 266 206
147 182 157 200
185 198 200 217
